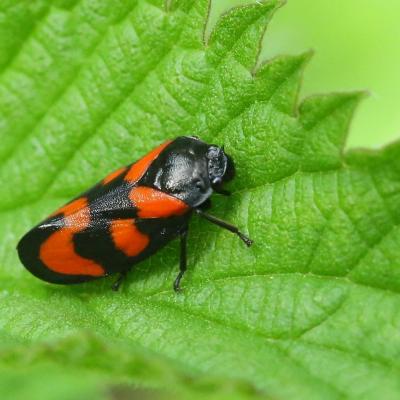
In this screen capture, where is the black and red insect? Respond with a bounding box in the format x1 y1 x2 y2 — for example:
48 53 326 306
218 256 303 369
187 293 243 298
17 136 252 291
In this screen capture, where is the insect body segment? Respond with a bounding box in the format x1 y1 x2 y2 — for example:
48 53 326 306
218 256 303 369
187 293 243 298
17 136 252 291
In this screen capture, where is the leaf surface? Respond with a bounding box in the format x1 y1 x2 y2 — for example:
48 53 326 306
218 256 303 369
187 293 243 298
1 1 400 399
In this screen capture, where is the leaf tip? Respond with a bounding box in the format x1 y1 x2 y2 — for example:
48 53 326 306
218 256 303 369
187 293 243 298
300 90 367 117
288 49 314 73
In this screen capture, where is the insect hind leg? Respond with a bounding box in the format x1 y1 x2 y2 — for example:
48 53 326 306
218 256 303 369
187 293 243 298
173 228 188 292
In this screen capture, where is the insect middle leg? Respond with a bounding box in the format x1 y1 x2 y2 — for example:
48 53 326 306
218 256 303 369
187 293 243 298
173 228 188 292
195 209 253 247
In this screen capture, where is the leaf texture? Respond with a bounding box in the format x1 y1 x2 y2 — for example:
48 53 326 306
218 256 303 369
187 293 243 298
0 1 399 399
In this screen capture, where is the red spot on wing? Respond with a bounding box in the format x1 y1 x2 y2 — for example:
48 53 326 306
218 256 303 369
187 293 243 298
50 197 87 218
103 166 128 185
40 198 105 277
125 141 172 183
130 187 189 219
110 219 149 257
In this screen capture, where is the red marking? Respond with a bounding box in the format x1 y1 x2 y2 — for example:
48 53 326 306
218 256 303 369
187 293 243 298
110 219 149 257
50 197 87 218
125 141 171 183
130 186 189 219
103 166 127 185
40 198 105 277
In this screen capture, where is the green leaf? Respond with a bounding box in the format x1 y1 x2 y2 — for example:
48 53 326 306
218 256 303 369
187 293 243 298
1 1 399 399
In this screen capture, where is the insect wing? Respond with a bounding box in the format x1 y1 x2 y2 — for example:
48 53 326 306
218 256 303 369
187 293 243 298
17 196 107 283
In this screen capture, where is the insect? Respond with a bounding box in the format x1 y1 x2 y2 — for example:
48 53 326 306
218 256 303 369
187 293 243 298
17 136 252 292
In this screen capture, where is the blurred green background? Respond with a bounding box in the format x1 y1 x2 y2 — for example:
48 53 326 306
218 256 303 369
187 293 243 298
212 0 400 149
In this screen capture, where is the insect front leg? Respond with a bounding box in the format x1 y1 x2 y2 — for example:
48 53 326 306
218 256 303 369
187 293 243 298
195 209 253 247
111 270 127 291
173 227 188 292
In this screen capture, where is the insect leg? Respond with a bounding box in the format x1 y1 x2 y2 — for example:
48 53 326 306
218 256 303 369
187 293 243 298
195 209 253 247
173 228 188 292
111 271 127 291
